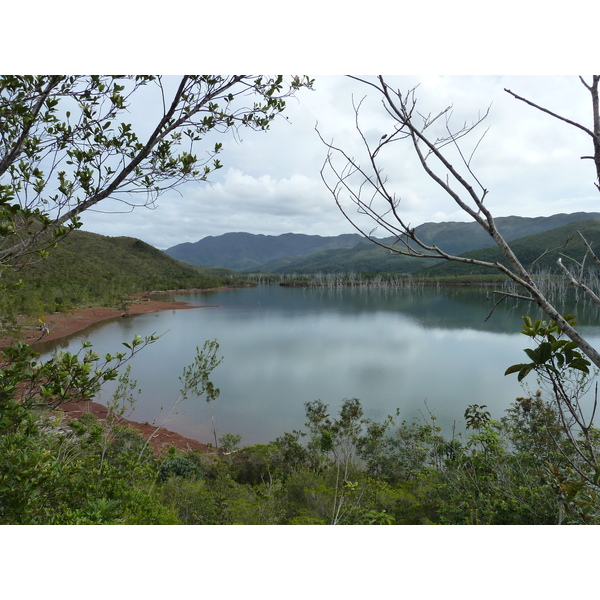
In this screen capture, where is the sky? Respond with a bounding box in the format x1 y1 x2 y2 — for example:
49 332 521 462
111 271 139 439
75 74 600 250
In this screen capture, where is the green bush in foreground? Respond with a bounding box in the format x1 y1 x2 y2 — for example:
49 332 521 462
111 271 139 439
2 389 598 524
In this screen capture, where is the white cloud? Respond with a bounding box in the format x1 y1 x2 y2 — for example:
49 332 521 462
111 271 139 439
80 75 600 249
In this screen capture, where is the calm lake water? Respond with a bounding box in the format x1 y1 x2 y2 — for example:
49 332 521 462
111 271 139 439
39 285 600 446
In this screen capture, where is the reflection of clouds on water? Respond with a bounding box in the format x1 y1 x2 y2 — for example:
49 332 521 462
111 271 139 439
37 287 600 445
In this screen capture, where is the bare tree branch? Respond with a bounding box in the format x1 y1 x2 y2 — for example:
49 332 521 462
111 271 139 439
319 75 600 369
506 76 600 191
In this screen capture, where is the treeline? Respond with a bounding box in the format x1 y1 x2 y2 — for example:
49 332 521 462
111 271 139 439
248 271 509 287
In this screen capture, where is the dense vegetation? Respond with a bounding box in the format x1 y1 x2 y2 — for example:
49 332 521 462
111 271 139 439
1 230 249 317
2 374 598 524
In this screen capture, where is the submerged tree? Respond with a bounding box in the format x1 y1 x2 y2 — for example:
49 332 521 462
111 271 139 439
0 75 313 274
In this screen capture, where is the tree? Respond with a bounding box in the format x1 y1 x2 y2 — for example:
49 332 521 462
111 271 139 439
137 339 223 457
0 334 159 434
319 75 600 367
0 75 313 273
318 75 600 515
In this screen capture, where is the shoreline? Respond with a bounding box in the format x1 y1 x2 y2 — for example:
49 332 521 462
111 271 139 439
58 400 213 456
4 288 238 454
13 289 225 348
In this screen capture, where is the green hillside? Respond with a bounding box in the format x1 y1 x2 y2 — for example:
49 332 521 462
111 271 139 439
421 219 600 277
262 213 600 275
2 230 247 316
263 239 425 274
410 212 600 256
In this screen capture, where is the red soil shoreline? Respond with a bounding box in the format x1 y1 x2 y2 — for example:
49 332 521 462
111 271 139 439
3 290 234 454
14 291 215 347
58 400 212 456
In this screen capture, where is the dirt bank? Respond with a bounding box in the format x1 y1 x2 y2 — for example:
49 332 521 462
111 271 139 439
4 291 227 454
58 400 213 456
11 293 208 347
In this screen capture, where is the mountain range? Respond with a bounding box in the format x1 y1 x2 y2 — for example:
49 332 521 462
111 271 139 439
164 232 364 272
165 212 600 274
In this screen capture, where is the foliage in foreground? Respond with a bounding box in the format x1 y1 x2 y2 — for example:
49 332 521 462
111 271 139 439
2 393 598 525
2 312 600 525
2 356 598 524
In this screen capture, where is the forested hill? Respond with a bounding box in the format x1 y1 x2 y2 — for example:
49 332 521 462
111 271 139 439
422 219 600 277
3 230 246 316
266 212 600 274
177 212 600 274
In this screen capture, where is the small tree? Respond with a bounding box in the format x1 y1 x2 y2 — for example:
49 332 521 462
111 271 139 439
138 339 223 457
506 316 599 484
304 398 374 524
0 75 313 274
180 339 223 448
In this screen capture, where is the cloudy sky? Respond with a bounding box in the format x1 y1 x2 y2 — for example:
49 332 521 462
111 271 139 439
76 74 600 250
14 3 595 252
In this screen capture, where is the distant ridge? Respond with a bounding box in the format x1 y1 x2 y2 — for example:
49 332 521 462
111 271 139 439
165 232 364 271
164 212 600 274
422 218 600 277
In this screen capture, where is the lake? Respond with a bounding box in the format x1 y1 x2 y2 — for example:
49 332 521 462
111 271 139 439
39 284 600 446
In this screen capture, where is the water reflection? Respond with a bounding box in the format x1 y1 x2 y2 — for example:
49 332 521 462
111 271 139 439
38 285 600 445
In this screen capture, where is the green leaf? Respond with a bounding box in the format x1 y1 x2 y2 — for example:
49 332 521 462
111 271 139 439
537 341 552 364
504 363 527 376
569 358 590 374
523 348 538 362
517 366 533 382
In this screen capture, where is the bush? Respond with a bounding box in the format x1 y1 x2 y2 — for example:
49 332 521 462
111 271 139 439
158 454 202 482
